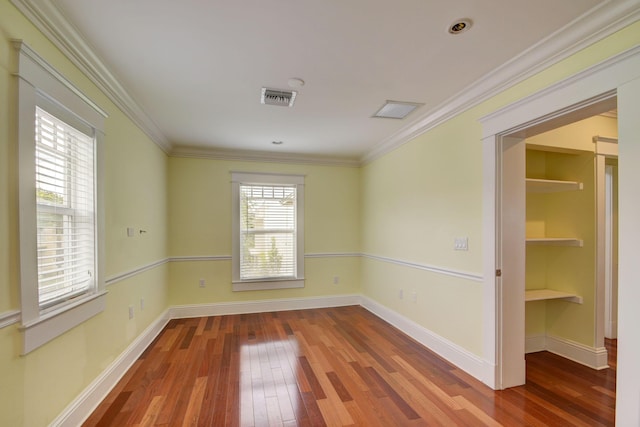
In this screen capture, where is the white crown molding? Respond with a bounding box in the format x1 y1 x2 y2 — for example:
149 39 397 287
361 0 640 164
171 145 361 167
13 1 639 167
479 44 640 138
10 0 172 154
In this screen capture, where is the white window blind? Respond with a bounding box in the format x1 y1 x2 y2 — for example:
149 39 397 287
35 106 95 308
239 184 296 280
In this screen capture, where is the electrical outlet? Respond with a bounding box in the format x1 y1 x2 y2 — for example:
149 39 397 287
128 305 134 319
140 298 145 311
333 276 339 285
398 289 404 300
199 279 206 288
127 227 134 237
410 291 417 303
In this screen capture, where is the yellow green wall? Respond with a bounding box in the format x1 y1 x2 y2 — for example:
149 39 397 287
360 22 639 358
1 0 640 423
0 1 169 425
361 108 485 354
525 116 617 345
168 157 361 305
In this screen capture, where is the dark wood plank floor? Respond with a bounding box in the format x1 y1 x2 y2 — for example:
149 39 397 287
84 306 616 426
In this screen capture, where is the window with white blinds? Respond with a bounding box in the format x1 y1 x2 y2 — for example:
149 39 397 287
35 106 95 308
17 41 106 354
232 172 304 291
240 184 296 280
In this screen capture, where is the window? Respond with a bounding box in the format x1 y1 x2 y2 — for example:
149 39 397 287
16 41 106 354
232 172 304 291
35 107 95 308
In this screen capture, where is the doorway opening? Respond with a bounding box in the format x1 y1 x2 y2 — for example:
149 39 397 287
481 86 620 390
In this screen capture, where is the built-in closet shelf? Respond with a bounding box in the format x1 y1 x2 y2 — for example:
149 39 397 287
526 178 583 193
525 289 583 304
526 238 584 247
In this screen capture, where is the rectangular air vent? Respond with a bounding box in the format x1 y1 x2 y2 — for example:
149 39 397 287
372 100 423 119
261 88 297 107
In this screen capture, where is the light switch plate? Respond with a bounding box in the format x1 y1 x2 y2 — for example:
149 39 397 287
454 237 469 251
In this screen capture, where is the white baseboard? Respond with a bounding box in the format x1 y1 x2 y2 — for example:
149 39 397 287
169 294 362 318
50 310 171 427
525 334 547 354
545 335 609 370
525 333 609 370
359 296 487 385
53 293 495 425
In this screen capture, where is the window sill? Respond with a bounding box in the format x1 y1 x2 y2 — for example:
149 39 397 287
232 278 305 292
20 290 107 354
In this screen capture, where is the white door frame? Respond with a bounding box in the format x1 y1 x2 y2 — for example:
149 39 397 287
480 45 640 390
602 160 618 340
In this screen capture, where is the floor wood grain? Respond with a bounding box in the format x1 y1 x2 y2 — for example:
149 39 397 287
84 306 616 426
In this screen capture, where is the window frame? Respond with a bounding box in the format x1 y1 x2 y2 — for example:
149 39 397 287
231 172 305 291
15 41 107 354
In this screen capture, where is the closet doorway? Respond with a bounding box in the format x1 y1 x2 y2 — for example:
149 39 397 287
521 117 618 370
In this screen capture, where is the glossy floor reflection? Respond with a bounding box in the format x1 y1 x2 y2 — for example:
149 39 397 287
84 306 616 426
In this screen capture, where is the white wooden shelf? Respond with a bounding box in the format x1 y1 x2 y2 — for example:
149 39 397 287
526 178 583 193
526 238 583 247
525 289 583 304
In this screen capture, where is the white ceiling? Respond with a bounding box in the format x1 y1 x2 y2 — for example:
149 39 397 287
17 0 640 163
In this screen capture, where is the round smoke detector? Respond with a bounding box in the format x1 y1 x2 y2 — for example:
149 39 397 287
448 18 472 35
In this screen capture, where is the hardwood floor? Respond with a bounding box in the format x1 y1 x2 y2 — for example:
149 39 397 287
84 306 616 426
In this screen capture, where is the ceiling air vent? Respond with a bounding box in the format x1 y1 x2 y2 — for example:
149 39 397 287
372 100 424 119
261 87 297 107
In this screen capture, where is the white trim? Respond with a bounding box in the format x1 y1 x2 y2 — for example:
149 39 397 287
304 252 361 258
169 294 362 319
10 1 171 153
524 333 609 370
11 41 107 120
525 334 547 354
105 259 169 286
0 310 21 329
49 309 171 427
12 1 640 165
52 293 500 424
231 173 305 291
360 296 487 384
168 255 231 262
480 42 640 394
21 291 107 355
231 171 305 185
545 335 609 370
480 46 640 137
363 2 640 164
15 40 107 354
604 164 617 339
174 147 360 167
102 254 479 291
170 253 361 261
362 253 483 282
232 278 305 292
481 135 499 390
